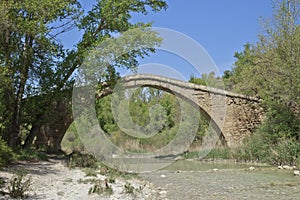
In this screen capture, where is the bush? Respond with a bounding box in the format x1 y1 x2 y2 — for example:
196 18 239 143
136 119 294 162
88 179 113 196
258 102 300 143
0 137 15 167
269 138 300 165
15 149 48 161
8 171 31 198
234 102 300 165
239 134 271 163
68 152 99 169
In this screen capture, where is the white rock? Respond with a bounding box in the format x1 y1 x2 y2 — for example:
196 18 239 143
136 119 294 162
212 168 218 172
294 170 300 176
249 166 255 171
159 191 167 195
160 174 166 178
174 156 184 161
283 165 294 170
278 166 283 170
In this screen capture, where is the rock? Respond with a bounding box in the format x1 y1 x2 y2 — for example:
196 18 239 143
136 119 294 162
160 174 166 178
294 170 300 176
212 168 218 172
278 166 283 170
249 166 255 171
174 156 184 161
159 191 167 195
282 165 294 170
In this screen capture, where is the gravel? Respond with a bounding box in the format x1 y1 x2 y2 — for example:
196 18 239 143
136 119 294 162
0 157 158 200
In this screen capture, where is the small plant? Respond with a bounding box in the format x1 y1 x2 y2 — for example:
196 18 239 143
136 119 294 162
0 177 5 188
88 179 113 196
68 152 98 169
124 182 135 194
107 176 115 184
8 171 31 198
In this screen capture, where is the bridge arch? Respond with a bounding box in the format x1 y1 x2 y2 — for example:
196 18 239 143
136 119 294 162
96 74 263 147
31 74 264 151
103 74 228 146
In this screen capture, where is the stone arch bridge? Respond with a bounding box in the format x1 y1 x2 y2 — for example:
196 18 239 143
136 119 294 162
30 74 264 151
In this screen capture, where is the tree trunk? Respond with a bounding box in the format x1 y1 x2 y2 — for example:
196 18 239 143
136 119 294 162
9 35 33 148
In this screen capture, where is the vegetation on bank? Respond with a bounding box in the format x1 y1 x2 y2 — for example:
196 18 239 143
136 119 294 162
1 0 300 170
63 0 300 167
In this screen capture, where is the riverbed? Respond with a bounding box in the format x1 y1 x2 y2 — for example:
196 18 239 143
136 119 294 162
139 160 300 200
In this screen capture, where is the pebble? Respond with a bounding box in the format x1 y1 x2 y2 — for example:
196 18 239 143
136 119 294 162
249 166 255 171
159 190 167 196
174 156 184 161
213 168 218 172
282 165 294 170
294 170 300 176
160 174 166 178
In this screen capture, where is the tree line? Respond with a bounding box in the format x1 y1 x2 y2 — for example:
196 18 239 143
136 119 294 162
0 0 167 149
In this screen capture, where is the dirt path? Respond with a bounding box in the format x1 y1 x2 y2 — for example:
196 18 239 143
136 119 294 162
0 156 159 200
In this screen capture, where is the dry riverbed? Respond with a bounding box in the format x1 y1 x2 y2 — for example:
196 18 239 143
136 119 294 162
0 156 159 200
140 160 300 200
1 158 300 200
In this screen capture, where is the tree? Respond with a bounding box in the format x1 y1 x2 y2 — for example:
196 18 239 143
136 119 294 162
189 72 224 89
0 0 167 149
226 0 300 141
0 0 81 148
228 0 300 107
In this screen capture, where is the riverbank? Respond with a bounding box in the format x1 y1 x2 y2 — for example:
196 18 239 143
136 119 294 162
0 156 158 199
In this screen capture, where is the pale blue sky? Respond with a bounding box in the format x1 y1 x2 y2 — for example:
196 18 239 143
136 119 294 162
61 0 274 79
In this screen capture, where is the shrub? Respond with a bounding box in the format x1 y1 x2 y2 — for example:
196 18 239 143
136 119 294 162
124 182 135 194
235 102 300 165
16 149 47 161
88 179 113 196
269 138 300 165
0 137 15 167
8 171 31 198
68 152 99 169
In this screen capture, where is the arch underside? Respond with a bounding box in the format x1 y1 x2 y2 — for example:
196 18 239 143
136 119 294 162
100 79 228 146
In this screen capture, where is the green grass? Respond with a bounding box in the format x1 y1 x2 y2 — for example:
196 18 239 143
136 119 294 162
15 149 48 161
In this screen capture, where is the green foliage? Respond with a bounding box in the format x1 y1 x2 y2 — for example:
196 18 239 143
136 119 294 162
68 152 99 169
0 137 15 167
226 0 300 106
237 102 300 164
222 0 300 165
189 72 224 89
205 148 232 160
239 133 300 165
124 182 135 194
257 102 300 143
15 149 48 161
8 171 31 199
0 0 167 149
88 179 113 196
